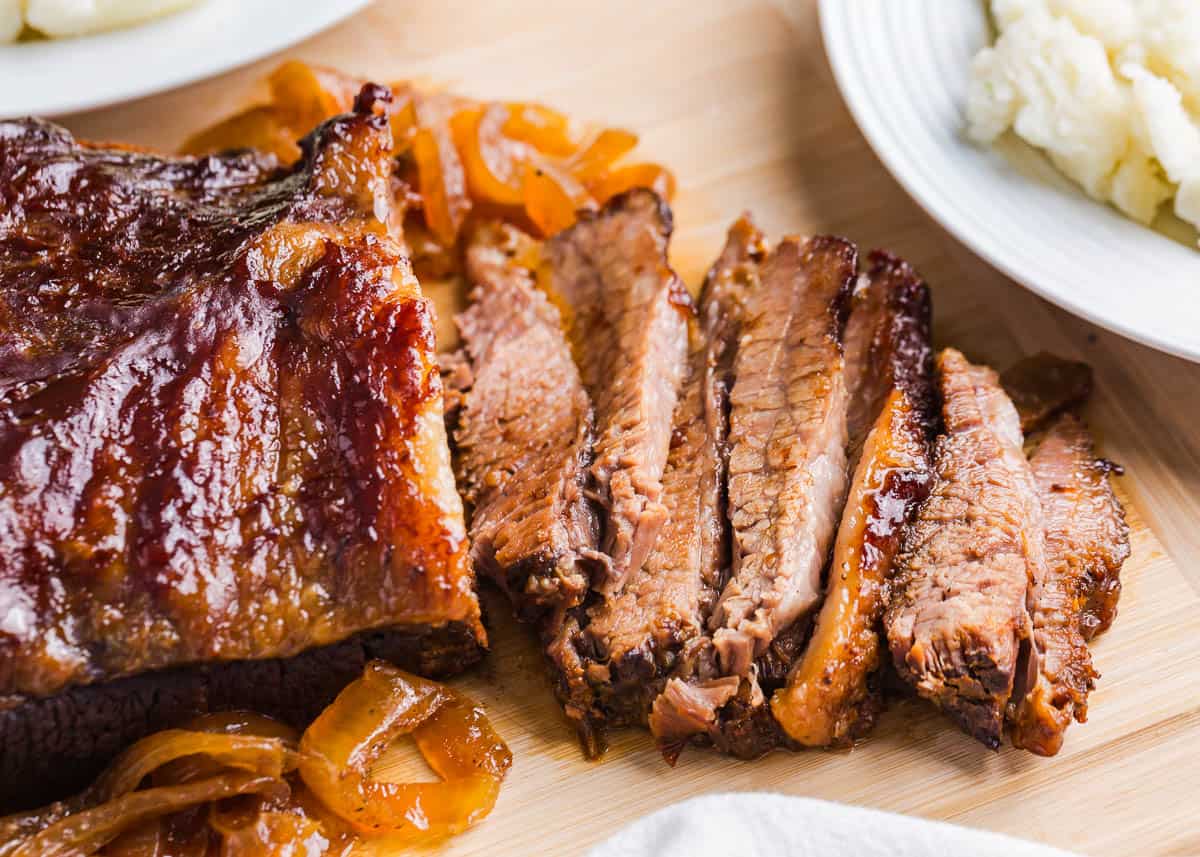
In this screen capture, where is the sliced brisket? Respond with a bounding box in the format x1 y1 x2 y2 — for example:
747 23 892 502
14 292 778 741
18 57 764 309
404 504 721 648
646 217 766 756
710 235 858 677
772 252 936 748
1008 413 1130 755
885 348 1045 748
546 189 691 595
559 310 722 724
453 223 602 620
561 220 760 744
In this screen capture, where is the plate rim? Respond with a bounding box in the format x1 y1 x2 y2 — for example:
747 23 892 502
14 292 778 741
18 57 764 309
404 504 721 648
0 0 374 118
818 0 1200 363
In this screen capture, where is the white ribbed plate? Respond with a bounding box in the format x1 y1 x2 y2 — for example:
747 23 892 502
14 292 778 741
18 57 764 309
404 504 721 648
0 0 371 119
820 0 1200 362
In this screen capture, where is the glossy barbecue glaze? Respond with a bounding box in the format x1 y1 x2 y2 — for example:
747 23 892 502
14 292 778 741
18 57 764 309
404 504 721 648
0 88 482 702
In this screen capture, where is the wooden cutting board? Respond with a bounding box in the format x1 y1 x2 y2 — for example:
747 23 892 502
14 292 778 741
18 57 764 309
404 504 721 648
61 1 1200 854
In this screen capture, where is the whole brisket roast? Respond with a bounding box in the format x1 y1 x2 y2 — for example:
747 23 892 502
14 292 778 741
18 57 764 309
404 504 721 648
0 89 483 807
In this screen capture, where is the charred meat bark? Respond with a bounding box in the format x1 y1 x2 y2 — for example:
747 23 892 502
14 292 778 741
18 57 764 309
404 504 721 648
0 90 484 793
452 223 602 620
1000 352 1094 434
546 189 690 595
1008 413 1130 755
772 252 935 748
710 235 858 677
885 348 1045 748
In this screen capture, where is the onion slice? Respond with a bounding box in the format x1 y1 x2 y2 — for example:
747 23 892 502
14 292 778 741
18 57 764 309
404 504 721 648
298 660 512 842
5 773 282 857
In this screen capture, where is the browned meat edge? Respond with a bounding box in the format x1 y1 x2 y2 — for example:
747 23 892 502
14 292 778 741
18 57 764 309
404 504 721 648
1000 352 1093 434
0 622 481 812
710 235 858 678
885 348 1043 749
1008 412 1130 755
452 223 602 621
546 189 691 596
771 251 936 748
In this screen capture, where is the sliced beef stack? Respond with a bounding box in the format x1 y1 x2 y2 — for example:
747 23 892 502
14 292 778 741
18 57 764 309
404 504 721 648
886 351 1128 753
451 191 1129 760
885 348 1045 746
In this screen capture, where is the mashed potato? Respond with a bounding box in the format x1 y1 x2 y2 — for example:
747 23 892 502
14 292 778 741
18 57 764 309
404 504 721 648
0 0 201 41
967 0 1200 241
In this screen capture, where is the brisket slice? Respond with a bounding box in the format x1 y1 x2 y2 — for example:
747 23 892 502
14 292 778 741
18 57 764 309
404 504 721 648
555 309 721 726
546 189 690 595
1000 352 1094 434
885 348 1044 748
1008 413 1130 755
710 235 858 677
771 252 936 748
557 220 763 745
0 622 481 812
646 217 766 757
453 223 602 621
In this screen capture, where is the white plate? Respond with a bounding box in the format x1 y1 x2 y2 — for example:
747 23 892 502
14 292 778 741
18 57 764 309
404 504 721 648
0 0 372 119
819 0 1200 362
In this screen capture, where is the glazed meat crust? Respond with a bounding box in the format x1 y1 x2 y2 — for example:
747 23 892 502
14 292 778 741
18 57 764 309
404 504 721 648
0 89 482 702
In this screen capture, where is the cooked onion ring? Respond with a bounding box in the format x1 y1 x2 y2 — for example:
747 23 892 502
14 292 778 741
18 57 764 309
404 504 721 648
298 660 512 842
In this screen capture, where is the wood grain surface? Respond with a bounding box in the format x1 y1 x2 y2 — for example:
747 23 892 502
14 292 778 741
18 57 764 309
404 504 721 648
59 1 1200 854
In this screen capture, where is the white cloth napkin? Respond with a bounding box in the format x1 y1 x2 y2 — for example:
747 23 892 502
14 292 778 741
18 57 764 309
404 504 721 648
587 793 1080 857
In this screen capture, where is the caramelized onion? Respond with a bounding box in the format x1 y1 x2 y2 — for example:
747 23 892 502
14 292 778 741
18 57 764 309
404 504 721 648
268 60 359 131
589 162 676 203
523 159 595 237
7 773 282 857
568 128 638 182
182 61 675 251
298 661 511 842
179 104 300 162
0 663 509 855
503 103 577 156
452 104 529 206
